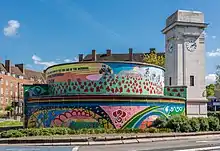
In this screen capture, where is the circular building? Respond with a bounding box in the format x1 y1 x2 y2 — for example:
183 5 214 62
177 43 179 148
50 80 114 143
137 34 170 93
24 61 185 129
46 61 164 96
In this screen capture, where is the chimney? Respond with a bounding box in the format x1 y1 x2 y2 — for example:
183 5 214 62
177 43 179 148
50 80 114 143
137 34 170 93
106 49 112 56
79 54 83 62
92 49 96 61
5 60 11 73
15 64 25 74
129 48 133 61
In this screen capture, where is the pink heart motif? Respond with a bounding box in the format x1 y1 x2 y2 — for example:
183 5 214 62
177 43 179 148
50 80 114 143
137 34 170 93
112 110 126 123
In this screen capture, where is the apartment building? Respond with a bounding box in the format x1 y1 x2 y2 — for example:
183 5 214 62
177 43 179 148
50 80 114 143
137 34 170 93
0 60 46 110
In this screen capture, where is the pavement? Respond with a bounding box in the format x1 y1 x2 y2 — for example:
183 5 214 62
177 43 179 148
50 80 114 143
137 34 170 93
1 131 220 145
1 135 220 151
0 146 79 151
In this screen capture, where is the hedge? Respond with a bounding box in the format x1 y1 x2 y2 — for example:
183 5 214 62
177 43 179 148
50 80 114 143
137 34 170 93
153 115 220 132
0 127 172 138
1 115 220 138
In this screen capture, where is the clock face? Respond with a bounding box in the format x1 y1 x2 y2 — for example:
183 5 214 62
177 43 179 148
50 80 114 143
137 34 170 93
167 42 174 53
185 39 197 52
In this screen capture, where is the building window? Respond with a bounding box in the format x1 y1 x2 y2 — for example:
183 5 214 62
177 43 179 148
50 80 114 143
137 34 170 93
5 88 8 95
0 88 3 95
5 80 8 86
190 75 195 86
0 79 3 84
10 82 13 87
169 77 172 86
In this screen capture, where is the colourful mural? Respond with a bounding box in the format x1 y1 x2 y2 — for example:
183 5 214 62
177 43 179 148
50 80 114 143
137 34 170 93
24 62 187 130
45 62 165 96
164 86 187 98
25 99 185 129
24 84 49 98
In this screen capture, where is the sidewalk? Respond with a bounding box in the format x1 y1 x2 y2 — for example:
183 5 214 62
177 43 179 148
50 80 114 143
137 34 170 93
1 131 220 146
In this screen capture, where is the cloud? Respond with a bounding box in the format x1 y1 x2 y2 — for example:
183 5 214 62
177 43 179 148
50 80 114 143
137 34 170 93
74 57 79 62
212 36 217 39
205 74 216 85
3 20 20 37
64 57 79 63
64 59 72 63
32 55 57 68
31 54 79 69
207 48 220 57
32 55 42 62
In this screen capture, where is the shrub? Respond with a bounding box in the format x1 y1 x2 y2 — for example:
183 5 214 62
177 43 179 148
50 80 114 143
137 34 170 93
198 117 209 131
158 128 172 133
166 115 192 132
1 130 25 138
208 111 220 120
189 117 200 132
147 127 159 133
152 117 168 128
0 127 172 138
208 116 219 131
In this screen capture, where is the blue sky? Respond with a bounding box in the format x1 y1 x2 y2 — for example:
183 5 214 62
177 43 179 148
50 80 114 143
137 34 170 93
0 0 219 84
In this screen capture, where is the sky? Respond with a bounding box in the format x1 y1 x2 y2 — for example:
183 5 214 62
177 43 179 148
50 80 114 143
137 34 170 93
0 0 220 85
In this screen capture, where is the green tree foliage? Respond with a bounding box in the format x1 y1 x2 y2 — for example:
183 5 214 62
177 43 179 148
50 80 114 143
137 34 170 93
142 48 165 67
216 65 220 89
206 84 215 97
5 105 13 112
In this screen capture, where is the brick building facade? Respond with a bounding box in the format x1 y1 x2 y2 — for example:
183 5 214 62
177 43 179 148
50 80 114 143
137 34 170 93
0 60 45 110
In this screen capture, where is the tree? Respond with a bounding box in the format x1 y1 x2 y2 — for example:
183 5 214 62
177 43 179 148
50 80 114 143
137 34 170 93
206 84 215 97
142 48 165 67
215 65 220 88
5 105 13 112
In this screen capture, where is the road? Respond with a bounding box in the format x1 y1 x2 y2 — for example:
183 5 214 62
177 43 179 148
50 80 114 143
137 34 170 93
0 146 79 151
1 136 220 151
78 136 220 151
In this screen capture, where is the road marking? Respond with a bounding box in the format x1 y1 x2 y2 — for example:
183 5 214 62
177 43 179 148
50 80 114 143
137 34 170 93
6 148 40 151
196 140 218 143
72 146 79 151
174 146 220 151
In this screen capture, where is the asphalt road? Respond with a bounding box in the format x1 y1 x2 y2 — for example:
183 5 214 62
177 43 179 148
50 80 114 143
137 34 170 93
0 146 79 151
2 136 220 151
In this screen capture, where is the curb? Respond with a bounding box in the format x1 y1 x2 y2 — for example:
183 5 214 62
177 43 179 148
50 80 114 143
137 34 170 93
1 131 220 146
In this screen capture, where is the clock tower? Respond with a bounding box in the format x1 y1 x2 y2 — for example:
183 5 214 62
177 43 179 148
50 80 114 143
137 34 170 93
162 10 208 117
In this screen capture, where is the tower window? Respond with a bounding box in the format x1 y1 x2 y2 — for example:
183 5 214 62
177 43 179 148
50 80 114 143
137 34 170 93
169 77 172 86
190 75 195 86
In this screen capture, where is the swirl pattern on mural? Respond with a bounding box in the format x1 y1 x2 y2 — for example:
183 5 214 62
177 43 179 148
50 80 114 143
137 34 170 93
26 101 185 129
